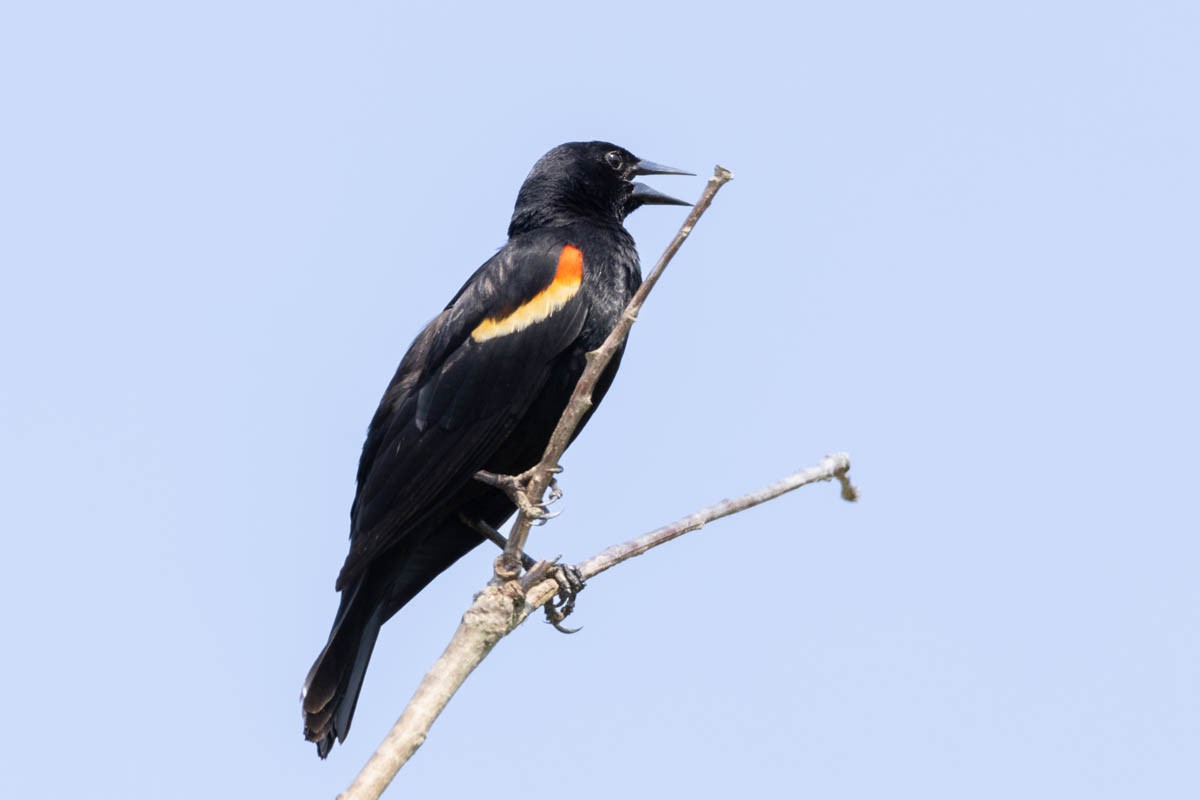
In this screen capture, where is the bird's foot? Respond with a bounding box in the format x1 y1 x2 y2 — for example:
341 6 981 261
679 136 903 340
475 466 564 524
516 465 564 523
520 558 584 632
544 563 586 634
468 518 584 630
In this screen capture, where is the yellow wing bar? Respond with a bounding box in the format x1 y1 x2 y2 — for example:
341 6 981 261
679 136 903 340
471 245 584 343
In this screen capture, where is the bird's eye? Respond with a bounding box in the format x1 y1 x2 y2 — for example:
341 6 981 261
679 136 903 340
605 151 624 171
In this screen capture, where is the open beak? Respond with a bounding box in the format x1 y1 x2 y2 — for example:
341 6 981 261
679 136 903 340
630 158 693 207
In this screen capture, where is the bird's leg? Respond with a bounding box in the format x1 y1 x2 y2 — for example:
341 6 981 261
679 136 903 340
475 466 564 523
458 514 536 571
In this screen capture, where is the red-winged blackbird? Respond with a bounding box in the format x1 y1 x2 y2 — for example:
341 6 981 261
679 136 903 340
302 141 690 757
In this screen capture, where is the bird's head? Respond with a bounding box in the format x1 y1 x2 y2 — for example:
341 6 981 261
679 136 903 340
509 141 691 235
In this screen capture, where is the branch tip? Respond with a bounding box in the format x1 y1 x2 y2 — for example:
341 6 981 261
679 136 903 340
820 452 858 502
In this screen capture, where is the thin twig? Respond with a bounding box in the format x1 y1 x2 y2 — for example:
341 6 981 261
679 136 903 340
576 453 856 580
497 165 736 569
338 452 855 800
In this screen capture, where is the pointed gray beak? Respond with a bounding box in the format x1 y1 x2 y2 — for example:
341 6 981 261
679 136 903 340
633 159 694 177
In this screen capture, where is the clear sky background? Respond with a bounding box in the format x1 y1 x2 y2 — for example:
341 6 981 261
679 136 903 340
2 2 1197 798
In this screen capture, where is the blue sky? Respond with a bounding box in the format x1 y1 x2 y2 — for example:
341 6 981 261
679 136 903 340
2 1 1197 797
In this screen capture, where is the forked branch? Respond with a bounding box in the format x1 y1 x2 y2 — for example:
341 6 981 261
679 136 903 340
337 165 860 800
339 453 857 800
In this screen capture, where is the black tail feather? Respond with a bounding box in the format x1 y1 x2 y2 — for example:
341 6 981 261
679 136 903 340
302 580 384 758
301 512 503 757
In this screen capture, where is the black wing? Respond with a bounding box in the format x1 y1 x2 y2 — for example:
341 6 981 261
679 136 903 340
335 231 588 589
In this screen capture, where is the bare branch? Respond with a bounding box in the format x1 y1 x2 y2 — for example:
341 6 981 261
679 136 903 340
336 582 521 800
338 452 856 800
335 165 858 800
495 165 736 569
575 452 857 580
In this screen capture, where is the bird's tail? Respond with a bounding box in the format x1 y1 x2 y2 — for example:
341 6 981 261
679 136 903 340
300 516 498 757
301 580 385 758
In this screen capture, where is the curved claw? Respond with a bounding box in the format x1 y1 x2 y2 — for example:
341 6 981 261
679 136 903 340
550 619 582 634
545 477 564 505
528 507 561 526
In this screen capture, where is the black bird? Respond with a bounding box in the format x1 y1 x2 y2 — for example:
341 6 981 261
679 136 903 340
302 141 690 757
